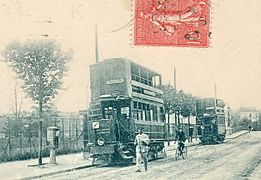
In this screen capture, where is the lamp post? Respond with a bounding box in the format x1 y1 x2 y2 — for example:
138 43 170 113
167 102 170 146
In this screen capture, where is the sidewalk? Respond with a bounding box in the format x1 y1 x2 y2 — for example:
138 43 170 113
0 130 248 180
0 153 92 180
225 130 248 139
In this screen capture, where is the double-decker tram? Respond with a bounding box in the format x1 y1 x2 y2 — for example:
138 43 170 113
196 98 226 144
87 58 166 165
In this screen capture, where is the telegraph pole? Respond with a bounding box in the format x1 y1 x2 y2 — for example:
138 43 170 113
167 104 170 146
174 67 178 127
95 24 99 63
174 66 176 91
214 83 217 113
214 83 217 100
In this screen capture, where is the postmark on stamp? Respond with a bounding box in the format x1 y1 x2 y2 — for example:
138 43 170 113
134 0 210 47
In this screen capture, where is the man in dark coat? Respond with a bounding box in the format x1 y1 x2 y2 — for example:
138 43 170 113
175 128 186 152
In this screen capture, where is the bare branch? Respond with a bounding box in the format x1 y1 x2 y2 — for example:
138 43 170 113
18 97 23 118
9 105 15 115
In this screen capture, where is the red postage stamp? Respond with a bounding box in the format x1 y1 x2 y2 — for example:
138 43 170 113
134 0 210 47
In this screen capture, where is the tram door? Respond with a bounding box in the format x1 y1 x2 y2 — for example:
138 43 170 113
118 99 131 143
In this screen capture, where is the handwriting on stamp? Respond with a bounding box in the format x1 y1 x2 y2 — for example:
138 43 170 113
134 0 210 47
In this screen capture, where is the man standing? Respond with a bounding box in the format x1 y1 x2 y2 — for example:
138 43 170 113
135 127 149 172
188 126 194 142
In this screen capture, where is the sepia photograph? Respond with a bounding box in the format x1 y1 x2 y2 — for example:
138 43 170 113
0 0 260 179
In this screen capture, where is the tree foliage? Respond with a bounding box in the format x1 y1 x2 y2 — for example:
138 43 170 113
161 85 196 117
2 39 72 165
2 40 72 106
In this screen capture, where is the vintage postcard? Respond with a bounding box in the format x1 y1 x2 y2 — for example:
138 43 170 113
0 0 260 179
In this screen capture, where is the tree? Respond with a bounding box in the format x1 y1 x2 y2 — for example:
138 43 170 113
161 85 196 126
161 85 176 111
2 39 72 165
9 83 23 154
31 103 59 144
161 85 176 143
2 117 12 158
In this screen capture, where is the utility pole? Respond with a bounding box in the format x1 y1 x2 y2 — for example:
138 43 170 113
174 66 176 91
95 23 99 63
214 83 217 113
167 103 170 146
214 83 217 100
174 67 177 126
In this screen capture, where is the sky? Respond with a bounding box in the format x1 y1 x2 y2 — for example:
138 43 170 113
0 0 261 114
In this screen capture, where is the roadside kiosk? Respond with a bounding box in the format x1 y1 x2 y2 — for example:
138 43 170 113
47 126 60 164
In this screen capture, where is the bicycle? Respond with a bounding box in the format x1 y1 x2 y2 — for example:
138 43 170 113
175 141 188 160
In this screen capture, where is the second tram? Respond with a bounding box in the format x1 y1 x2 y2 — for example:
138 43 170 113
196 98 226 144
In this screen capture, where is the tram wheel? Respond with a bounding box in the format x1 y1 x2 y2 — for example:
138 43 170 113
91 154 112 166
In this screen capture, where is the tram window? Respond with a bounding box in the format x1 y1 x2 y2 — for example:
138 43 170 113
152 75 161 87
146 104 152 121
133 109 138 119
103 107 114 119
142 110 145 121
101 101 115 119
121 107 129 118
138 111 142 120
150 109 153 121
132 74 140 82
138 102 142 109
134 101 137 108
148 80 152 86
148 72 153 86
133 86 142 93
160 107 164 122
153 106 158 121
142 104 146 120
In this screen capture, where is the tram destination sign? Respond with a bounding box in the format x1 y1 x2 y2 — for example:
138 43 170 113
106 79 124 85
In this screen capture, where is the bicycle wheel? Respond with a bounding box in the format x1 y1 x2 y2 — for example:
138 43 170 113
183 146 188 159
175 148 179 160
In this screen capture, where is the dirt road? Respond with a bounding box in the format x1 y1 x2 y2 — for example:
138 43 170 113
42 132 261 180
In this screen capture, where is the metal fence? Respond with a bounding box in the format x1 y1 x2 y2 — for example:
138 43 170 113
0 115 84 163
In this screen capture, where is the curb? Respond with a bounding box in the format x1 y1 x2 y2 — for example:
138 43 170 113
225 131 248 140
21 164 93 180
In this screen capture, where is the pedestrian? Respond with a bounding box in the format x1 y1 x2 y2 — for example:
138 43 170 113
189 126 194 142
135 127 149 172
248 125 252 133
